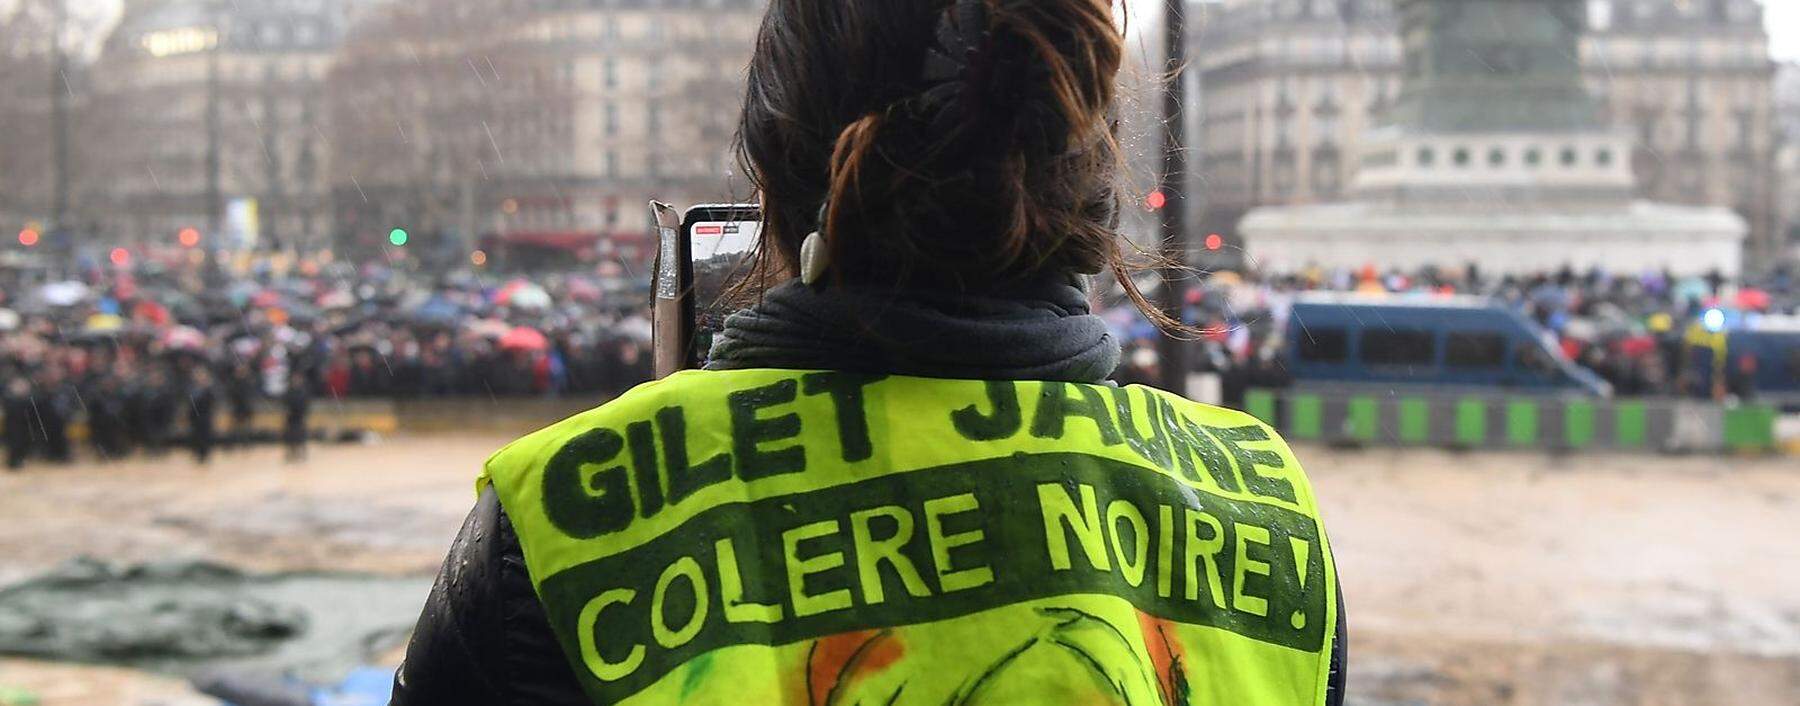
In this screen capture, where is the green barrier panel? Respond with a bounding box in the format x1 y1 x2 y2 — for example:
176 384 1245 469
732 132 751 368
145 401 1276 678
1455 398 1486 446
1398 398 1430 444
1505 400 1539 446
1615 402 1647 447
1290 393 1323 440
1245 389 1277 426
1722 405 1777 452
1564 401 1595 449
1347 396 1379 442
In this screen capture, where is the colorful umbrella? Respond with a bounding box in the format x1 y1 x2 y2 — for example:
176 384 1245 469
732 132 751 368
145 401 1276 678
499 326 550 352
83 313 125 333
495 280 552 310
161 326 207 350
1735 288 1771 312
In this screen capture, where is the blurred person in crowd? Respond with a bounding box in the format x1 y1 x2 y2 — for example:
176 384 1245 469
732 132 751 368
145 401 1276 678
186 367 218 464
226 362 259 449
87 373 131 460
133 368 176 457
281 369 311 462
3 375 35 470
34 366 74 464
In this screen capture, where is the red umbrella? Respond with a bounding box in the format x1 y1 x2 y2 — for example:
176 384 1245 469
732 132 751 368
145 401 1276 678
499 326 549 352
1735 288 1771 312
133 299 170 326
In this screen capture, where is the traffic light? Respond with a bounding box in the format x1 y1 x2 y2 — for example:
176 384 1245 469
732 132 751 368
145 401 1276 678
389 228 409 246
178 227 201 248
1144 190 1167 211
17 228 39 247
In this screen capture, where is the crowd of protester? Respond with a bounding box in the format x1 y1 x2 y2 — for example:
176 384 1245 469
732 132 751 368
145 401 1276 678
0 257 655 469
2 253 1793 468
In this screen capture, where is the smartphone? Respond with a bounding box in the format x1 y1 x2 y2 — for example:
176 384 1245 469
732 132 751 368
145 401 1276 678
650 202 762 378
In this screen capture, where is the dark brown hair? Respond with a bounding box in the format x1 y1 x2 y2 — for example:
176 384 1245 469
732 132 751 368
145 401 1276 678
737 0 1162 312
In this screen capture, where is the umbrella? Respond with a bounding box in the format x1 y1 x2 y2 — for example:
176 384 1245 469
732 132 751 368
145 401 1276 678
499 326 549 352
161 325 207 351
132 299 171 327
566 278 603 303
317 289 357 310
465 318 512 339
495 280 553 310
1736 288 1771 312
84 313 126 333
412 296 463 325
1561 318 1600 342
36 281 90 307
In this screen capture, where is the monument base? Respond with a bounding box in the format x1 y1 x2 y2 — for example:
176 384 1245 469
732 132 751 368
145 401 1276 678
1241 200 1746 277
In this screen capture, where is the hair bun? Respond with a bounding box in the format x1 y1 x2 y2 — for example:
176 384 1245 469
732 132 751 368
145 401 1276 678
915 0 1050 154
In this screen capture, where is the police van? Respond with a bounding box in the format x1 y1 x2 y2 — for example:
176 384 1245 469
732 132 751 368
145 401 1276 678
1281 293 1611 397
1683 313 1800 410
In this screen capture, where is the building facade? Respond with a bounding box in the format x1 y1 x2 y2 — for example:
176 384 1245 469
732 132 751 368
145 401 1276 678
1777 61 1800 261
1194 0 1782 271
88 0 345 252
326 0 761 267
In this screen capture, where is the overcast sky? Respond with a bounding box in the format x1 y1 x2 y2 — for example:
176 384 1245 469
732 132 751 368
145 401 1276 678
1768 3 1799 61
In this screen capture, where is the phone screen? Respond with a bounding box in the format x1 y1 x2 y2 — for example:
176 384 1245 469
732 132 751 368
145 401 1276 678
683 205 761 367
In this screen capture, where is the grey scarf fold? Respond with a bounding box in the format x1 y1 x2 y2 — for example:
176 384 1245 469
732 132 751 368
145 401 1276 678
704 277 1120 383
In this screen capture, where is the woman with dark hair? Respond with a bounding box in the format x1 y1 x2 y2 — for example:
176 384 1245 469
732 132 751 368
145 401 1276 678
392 1 1341 703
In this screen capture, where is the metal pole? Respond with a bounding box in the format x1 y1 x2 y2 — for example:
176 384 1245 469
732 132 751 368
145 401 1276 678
1155 0 1191 395
49 0 69 236
205 18 223 238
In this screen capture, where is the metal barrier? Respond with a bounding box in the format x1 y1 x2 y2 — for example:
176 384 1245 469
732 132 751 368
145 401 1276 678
1242 389 1781 454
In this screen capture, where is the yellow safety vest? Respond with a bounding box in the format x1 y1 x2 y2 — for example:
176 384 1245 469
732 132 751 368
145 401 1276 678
479 369 1338 705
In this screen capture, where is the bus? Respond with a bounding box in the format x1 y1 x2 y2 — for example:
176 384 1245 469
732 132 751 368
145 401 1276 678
1282 294 1611 397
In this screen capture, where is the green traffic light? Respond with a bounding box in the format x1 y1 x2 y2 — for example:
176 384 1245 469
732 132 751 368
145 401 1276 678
389 228 409 246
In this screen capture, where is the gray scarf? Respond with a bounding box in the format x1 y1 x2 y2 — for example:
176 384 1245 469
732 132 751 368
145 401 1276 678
705 277 1120 383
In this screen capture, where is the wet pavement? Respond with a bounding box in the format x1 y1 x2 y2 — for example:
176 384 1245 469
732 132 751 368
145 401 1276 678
0 434 1796 704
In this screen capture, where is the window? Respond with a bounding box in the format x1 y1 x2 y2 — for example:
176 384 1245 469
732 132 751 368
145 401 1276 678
1488 147 1507 167
1595 148 1614 166
1515 343 1557 377
1445 332 1507 368
1416 147 1435 167
1296 328 1348 363
1361 329 1435 367
1560 146 1579 166
1452 148 1471 167
604 103 618 136
603 58 617 89
1524 147 1543 167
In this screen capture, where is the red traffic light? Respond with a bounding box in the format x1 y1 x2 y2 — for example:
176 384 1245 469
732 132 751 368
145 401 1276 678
1145 190 1167 210
178 227 201 248
1204 233 1224 251
17 228 39 247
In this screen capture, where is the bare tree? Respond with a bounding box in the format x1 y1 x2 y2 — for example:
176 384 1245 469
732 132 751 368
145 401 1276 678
0 0 60 232
325 0 565 261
